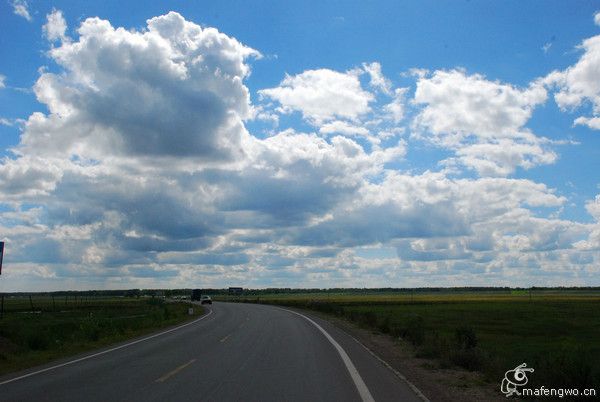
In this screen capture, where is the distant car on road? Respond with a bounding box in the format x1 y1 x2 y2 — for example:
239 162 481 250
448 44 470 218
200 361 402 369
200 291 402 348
200 295 212 305
191 289 202 301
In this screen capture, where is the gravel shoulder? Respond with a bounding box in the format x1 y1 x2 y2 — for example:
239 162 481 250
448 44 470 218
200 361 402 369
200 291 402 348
304 309 507 402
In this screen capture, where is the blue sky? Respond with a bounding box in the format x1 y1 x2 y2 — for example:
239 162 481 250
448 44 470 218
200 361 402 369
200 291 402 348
1 1 600 291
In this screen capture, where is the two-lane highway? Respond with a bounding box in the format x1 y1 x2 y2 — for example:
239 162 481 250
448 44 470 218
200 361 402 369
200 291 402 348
0 302 425 402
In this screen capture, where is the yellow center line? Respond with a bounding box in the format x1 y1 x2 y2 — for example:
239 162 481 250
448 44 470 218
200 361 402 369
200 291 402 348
155 359 196 383
220 333 233 343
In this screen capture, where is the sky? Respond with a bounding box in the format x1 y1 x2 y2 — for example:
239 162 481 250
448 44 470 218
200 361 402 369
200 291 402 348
1 1 600 291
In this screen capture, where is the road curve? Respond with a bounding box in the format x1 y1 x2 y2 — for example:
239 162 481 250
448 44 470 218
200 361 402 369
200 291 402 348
0 302 424 402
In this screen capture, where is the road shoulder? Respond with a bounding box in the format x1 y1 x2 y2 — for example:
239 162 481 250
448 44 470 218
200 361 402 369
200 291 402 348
290 307 505 402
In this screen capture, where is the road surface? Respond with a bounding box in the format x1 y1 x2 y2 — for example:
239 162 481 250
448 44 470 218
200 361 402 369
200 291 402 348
0 302 424 402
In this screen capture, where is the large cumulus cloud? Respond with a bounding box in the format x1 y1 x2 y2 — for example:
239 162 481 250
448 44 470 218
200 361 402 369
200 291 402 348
22 11 259 160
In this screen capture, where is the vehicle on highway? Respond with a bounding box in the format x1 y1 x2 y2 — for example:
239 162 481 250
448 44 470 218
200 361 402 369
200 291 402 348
200 295 212 305
191 289 202 301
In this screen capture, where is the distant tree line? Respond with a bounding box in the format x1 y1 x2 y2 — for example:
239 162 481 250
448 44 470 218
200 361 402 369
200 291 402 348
2 286 599 297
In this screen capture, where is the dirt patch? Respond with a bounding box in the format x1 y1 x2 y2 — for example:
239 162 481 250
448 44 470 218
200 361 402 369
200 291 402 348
316 312 506 402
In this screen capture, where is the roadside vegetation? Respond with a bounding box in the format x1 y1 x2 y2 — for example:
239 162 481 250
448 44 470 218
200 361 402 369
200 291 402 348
0 294 202 376
215 288 600 394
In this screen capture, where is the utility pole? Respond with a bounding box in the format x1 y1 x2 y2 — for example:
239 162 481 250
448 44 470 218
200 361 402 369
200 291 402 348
1 242 4 319
0 241 4 276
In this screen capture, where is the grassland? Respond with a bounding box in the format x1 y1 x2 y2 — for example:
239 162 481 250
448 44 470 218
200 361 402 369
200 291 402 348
217 289 600 392
0 295 203 376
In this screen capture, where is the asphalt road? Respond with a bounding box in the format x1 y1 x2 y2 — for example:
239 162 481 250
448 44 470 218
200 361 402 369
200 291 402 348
0 302 424 402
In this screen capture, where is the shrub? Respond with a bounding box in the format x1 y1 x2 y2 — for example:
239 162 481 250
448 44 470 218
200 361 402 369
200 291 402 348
377 315 392 334
347 310 360 323
79 316 101 341
163 306 171 320
455 326 478 350
25 331 50 351
404 315 425 345
449 347 486 371
532 346 599 390
360 311 378 328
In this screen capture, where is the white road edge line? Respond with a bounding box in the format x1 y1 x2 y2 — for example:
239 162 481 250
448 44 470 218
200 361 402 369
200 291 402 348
0 308 213 386
346 332 430 402
280 308 375 402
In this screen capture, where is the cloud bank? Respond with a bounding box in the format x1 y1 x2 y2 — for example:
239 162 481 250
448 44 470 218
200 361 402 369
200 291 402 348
1 11 599 290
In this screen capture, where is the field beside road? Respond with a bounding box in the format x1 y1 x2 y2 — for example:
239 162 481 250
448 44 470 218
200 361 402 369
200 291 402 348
217 289 600 392
0 295 203 375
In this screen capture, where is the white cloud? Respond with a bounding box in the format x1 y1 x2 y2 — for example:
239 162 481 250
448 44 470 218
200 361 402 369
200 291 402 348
586 195 600 221
387 176 584 263
574 116 600 130
43 9 68 42
285 171 574 266
23 11 259 161
246 130 396 190
0 74 5 88
2 11 598 290
0 156 64 201
252 105 279 125
413 69 554 176
258 62 411 150
451 140 557 178
414 69 546 139
573 195 600 251
0 117 23 128
545 33 600 128
258 68 374 124
362 62 392 94
595 11 600 26
319 121 370 137
0 12 271 281
383 87 408 123
12 0 31 21
258 63 407 147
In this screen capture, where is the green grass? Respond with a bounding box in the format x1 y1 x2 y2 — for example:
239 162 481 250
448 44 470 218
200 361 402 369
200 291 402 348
223 291 600 392
346 301 599 387
0 296 203 375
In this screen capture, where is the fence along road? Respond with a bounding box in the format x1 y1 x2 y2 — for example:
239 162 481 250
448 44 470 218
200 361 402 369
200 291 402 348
0 302 424 402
